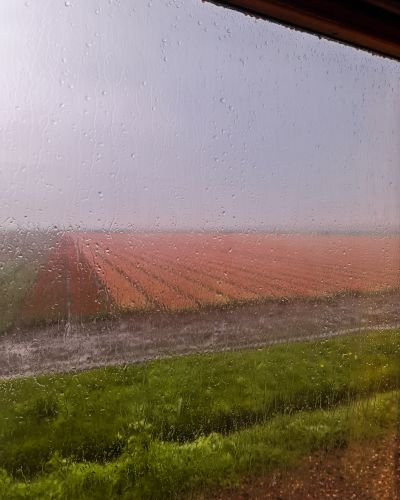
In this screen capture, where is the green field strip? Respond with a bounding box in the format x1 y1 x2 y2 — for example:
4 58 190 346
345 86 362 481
0 328 399 481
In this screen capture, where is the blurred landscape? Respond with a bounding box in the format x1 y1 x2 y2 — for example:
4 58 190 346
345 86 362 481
1 0 400 496
1 230 399 333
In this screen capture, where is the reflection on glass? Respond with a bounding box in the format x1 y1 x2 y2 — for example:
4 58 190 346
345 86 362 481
0 0 399 498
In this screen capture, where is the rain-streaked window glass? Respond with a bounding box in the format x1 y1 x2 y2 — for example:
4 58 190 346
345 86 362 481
1 1 399 498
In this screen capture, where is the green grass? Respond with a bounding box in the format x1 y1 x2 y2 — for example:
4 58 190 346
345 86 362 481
1 328 399 478
0 264 41 332
0 391 398 499
0 232 55 332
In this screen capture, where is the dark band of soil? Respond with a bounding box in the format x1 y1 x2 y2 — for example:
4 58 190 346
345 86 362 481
211 434 397 500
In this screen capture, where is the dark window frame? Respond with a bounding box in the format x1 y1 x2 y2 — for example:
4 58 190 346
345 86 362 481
204 0 400 59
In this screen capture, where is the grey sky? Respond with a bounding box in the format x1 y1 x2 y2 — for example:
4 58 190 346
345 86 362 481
0 0 399 232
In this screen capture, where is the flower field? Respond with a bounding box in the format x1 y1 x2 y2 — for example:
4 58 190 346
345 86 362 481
23 235 108 322
19 231 400 322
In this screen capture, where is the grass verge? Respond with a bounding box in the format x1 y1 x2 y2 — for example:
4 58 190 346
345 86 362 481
0 391 398 499
1 329 399 476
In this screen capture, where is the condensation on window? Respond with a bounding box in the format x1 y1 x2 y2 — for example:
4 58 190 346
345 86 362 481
0 0 399 498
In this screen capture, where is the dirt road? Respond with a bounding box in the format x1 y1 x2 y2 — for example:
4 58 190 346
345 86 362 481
1 291 399 378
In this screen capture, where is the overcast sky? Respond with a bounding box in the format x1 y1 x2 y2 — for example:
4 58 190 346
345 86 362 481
0 0 399 233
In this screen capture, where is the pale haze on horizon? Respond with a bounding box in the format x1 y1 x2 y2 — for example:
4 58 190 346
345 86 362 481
0 0 399 234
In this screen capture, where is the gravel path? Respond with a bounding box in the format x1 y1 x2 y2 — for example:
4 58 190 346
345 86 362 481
1 291 399 378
